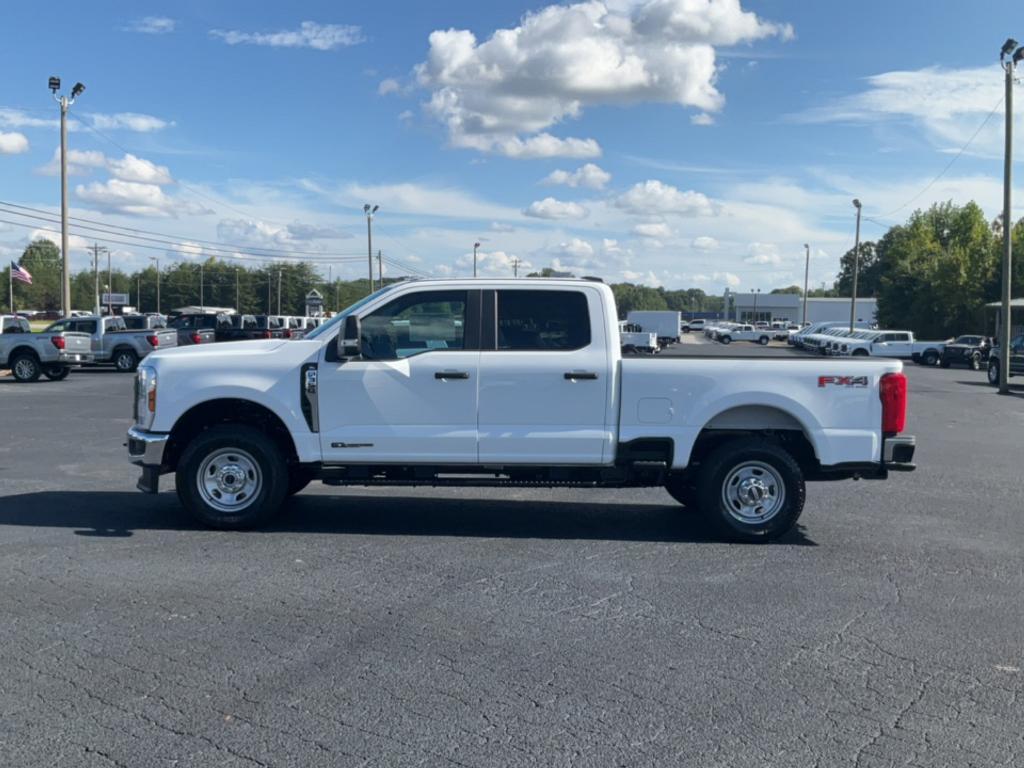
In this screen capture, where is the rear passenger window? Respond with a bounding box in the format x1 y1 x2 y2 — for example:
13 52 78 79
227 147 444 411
497 290 590 351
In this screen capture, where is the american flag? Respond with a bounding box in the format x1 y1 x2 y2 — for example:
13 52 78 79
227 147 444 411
10 261 32 285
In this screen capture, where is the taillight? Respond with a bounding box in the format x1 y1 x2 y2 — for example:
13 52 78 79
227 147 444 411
190 332 202 344
146 334 159 347
50 335 65 350
262 330 272 339
879 372 907 434
283 329 292 339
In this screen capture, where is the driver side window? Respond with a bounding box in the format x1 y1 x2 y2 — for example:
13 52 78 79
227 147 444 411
360 290 467 360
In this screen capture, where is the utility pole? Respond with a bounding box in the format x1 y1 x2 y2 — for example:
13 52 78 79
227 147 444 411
137 276 141 311
90 244 107 316
277 270 282 315
49 77 84 317
473 242 481 277
267 273 272 314
849 198 863 331
327 264 332 311
149 256 160 314
802 243 810 326
199 263 204 311
377 250 383 286
512 257 520 277
999 38 1021 394
364 204 379 293
107 247 112 316
235 268 240 312
752 288 761 323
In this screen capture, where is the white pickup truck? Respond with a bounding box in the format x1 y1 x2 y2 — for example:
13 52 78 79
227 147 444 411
715 324 772 346
127 279 916 541
839 330 945 365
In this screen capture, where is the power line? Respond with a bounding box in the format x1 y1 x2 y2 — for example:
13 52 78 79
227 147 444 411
0 200 365 259
869 96 1004 221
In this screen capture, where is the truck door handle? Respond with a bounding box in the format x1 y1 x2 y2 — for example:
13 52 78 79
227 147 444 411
435 371 470 380
564 371 598 380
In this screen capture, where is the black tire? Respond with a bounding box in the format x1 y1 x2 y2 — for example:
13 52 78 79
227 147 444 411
970 353 981 371
939 357 951 369
695 438 805 542
987 360 1000 386
665 475 698 509
113 348 138 373
10 352 41 383
921 350 939 366
852 348 869 357
43 365 70 381
759 336 770 346
287 466 315 496
720 336 731 345
175 425 289 529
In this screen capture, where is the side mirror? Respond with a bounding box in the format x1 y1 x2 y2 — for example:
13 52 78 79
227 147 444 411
338 315 362 358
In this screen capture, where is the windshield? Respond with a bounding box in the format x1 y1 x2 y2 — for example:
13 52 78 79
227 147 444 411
954 336 981 345
304 284 403 341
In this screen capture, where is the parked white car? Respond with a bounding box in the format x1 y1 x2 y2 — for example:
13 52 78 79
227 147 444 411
716 324 772 345
841 330 945 364
127 278 916 542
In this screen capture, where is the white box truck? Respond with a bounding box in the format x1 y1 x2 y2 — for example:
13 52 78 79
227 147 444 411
625 311 682 346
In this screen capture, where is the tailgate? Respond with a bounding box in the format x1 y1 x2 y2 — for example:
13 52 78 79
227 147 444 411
60 332 92 354
157 329 178 347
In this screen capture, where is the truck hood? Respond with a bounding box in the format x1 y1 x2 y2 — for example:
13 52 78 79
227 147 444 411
149 338 289 360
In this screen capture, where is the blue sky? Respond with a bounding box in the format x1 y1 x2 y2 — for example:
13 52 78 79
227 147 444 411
0 0 1020 291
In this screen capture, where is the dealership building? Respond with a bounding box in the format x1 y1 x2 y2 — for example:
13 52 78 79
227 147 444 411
726 293 878 326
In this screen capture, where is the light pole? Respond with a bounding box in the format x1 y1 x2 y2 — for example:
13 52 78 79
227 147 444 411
277 270 282 315
49 77 85 317
107 247 112 316
89 244 107 316
199 262 204 310
998 39 1022 394
849 198 863 331
235 267 240 312
802 243 810 326
364 204 379 293
149 257 160 314
473 242 481 277
752 288 761 323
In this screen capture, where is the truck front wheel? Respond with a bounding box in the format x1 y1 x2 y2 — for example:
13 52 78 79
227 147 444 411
696 438 805 542
113 348 138 373
11 352 41 382
43 365 70 381
175 425 289 529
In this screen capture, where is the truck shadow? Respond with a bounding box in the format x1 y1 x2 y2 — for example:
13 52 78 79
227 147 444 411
0 491 817 546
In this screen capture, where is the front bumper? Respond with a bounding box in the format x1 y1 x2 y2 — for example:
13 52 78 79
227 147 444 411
127 427 169 494
57 352 93 364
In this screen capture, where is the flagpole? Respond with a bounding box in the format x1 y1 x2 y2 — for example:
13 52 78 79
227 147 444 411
8 263 13 316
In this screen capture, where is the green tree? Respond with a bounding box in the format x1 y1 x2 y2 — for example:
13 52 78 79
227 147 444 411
835 241 880 297
771 285 803 295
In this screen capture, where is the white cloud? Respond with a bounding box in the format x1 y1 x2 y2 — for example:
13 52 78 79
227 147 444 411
0 131 29 154
378 78 400 95
557 237 595 259
36 147 106 176
691 235 719 250
398 109 415 122
744 241 781 265
123 17 176 34
542 163 611 189
632 221 672 239
29 228 89 251
615 179 715 216
714 271 741 287
690 112 715 126
210 21 364 50
602 238 622 254
215 218 350 248
621 269 662 287
523 197 589 220
107 153 173 184
490 134 601 159
491 221 515 232
75 179 209 218
287 222 351 240
456 249 530 276
341 181 520 221
89 113 171 132
0 108 62 130
415 0 791 156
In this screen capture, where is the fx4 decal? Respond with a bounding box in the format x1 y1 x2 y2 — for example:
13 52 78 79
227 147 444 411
818 375 869 388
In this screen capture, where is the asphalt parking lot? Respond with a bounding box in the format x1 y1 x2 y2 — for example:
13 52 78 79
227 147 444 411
2 349 1023 767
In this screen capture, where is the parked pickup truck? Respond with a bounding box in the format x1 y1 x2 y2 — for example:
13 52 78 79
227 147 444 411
716 324 771 346
127 279 917 541
166 312 222 346
940 335 991 371
46 315 177 372
840 330 944 365
1 315 93 382
986 335 1024 385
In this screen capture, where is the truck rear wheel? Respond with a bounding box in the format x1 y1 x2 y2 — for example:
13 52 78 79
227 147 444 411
11 352 41 382
759 336 770 345
719 335 731 344
921 350 939 366
113 348 138 373
695 437 805 542
43 365 70 381
987 360 1000 386
175 425 288 529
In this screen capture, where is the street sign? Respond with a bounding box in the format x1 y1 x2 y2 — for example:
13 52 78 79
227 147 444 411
101 292 130 305
305 289 324 317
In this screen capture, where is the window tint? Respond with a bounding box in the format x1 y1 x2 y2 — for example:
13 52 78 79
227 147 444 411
122 316 144 330
496 290 590 351
361 290 467 360
74 320 98 334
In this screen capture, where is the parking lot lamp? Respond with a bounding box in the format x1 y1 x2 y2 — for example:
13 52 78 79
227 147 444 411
998 40 1021 394
752 288 760 323
364 204 378 293
49 77 85 317
849 199 862 331
149 257 160 314
802 244 810 325
473 242 480 277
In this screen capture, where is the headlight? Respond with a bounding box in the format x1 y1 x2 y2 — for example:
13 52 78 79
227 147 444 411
135 366 157 429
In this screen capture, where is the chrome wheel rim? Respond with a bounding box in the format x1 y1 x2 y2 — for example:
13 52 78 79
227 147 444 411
988 364 999 384
116 353 134 371
196 448 262 514
14 358 36 380
721 461 786 525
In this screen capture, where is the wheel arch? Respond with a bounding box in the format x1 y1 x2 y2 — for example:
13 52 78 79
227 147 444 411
8 345 40 362
687 404 821 472
164 398 299 471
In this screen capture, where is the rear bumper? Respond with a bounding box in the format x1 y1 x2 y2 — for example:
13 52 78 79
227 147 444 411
883 435 916 470
56 352 93 364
